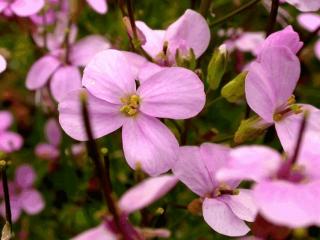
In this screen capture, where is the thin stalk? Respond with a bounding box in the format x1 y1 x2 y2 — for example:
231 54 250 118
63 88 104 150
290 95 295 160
290 112 308 165
1 164 12 232
126 0 137 39
210 0 261 26
199 0 211 17
80 93 127 238
266 0 279 36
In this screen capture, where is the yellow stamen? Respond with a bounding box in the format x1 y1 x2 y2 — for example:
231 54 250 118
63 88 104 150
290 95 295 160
120 94 140 117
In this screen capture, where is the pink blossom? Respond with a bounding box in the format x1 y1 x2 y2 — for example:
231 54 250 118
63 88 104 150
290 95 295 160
217 132 320 228
26 17 110 102
0 0 45 17
86 0 108 14
172 143 258 237
58 49 205 176
298 13 320 60
281 0 320 12
0 54 6 73
72 175 177 239
0 164 45 222
0 111 23 153
135 9 210 66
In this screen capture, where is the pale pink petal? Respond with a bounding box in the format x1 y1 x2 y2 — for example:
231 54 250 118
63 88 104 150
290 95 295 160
138 62 165 83
259 26 303 55
0 2 9 13
202 198 250 237
315 40 320 60
234 32 265 55
0 54 7 73
172 146 215 196
26 55 61 90
220 189 258 222
20 189 45 215
275 104 320 152
119 175 178 214
245 47 300 122
285 0 320 12
82 50 136 104
120 51 147 79
45 118 62 146
72 224 116 240
70 35 111 67
217 146 282 182
165 9 210 58
135 21 165 58
86 0 108 14
35 143 60 160
298 14 320 32
50 65 82 102
58 89 124 141
11 0 45 16
0 132 23 153
15 164 36 189
138 67 205 119
122 114 179 176
254 180 319 228
0 196 22 223
0 111 13 131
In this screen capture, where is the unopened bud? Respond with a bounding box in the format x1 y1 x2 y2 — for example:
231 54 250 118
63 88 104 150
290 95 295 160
234 115 270 144
207 44 228 90
175 48 197 70
221 71 247 103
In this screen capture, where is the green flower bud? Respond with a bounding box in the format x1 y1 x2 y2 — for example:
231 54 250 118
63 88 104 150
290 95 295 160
207 44 228 90
175 48 197 70
221 71 247 103
234 115 269 144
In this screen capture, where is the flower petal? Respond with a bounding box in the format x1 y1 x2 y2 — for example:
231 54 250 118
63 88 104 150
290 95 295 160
20 189 45 215
50 65 82 102
138 67 205 119
15 164 36 189
70 35 111 67
217 145 282 183
315 40 320 60
245 46 300 122
82 49 136 104
298 13 320 32
122 114 179 176
11 0 45 16
0 111 12 131
26 55 61 90
285 0 320 12
220 189 258 222
72 224 116 240
0 131 23 153
203 198 250 237
35 143 60 161
165 9 210 58
86 0 108 14
58 89 124 141
119 175 178 214
0 54 7 73
45 118 62 146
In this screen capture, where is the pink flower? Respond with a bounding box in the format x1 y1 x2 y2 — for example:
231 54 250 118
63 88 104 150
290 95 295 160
0 111 23 153
86 0 108 14
298 13 320 60
172 143 258 237
281 0 320 12
26 17 110 102
0 164 45 222
0 54 6 73
72 175 177 239
217 133 320 228
136 9 210 66
58 49 206 176
0 0 45 17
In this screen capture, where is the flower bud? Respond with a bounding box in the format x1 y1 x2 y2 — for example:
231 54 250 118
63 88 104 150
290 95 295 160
207 44 228 90
221 71 247 103
175 48 197 70
234 115 270 144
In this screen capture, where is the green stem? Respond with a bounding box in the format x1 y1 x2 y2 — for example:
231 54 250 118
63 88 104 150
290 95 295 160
266 0 279 36
199 0 212 17
1 163 12 233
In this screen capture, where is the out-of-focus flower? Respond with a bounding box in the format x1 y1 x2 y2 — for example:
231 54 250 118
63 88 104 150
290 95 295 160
217 132 320 228
72 175 177 239
172 143 258 237
135 9 210 67
0 111 23 153
0 55 6 73
298 13 320 60
58 49 206 176
86 0 108 14
0 164 45 222
26 16 110 102
280 0 320 12
0 0 45 17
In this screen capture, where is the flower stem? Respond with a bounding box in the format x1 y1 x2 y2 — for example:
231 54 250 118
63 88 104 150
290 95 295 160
210 0 261 26
1 162 12 232
80 92 127 238
266 0 279 36
199 0 212 17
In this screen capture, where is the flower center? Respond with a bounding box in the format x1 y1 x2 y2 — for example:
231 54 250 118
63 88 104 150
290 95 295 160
213 183 239 197
120 94 140 117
